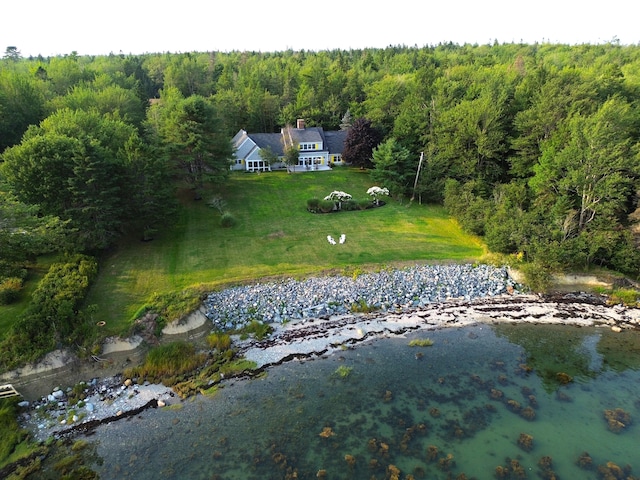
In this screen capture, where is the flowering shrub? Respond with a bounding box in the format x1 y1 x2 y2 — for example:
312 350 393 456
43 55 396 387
367 186 389 205
324 191 352 202
324 190 352 210
309 189 388 214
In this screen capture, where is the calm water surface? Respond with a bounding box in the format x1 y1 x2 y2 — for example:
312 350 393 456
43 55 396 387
84 324 640 479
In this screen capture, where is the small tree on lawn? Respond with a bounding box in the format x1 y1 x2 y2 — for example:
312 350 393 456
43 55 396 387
259 145 278 170
283 144 299 173
367 186 389 206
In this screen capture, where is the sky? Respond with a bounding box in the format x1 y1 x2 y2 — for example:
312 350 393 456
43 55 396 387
2 0 638 58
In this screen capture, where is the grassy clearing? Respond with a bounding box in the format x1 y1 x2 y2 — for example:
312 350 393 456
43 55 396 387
85 168 484 333
66 169 484 334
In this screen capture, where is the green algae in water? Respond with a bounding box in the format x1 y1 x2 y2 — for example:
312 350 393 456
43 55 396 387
78 325 640 479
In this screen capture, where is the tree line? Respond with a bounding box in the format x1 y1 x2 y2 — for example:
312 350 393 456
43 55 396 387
1 42 640 286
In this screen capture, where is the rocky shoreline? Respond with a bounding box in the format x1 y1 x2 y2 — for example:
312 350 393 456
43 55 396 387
236 291 640 368
203 263 515 329
18 376 174 442
10 264 640 443
17 293 640 443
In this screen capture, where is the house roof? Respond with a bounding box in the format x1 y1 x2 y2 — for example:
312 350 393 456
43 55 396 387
231 129 247 145
232 124 346 161
232 131 257 159
289 126 324 144
250 133 284 156
324 130 348 155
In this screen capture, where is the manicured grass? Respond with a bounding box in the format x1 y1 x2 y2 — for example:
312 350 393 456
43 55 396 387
80 168 486 334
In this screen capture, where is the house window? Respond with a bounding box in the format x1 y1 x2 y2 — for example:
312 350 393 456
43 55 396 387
247 160 268 172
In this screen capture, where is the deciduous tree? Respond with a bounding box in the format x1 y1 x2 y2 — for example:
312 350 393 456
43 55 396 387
430 92 507 192
283 144 299 173
0 190 69 277
1 109 144 251
531 97 640 235
0 68 47 151
342 117 382 169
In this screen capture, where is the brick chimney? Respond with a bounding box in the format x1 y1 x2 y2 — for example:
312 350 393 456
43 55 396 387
296 119 305 129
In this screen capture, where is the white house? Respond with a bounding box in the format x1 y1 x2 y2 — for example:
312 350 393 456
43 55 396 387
231 119 347 172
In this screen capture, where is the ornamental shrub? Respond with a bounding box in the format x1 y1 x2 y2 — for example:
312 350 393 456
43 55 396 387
220 212 236 228
341 200 358 211
307 198 320 212
358 199 371 210
324 191 352 202
367 186 389 205
319 200 335 213
0 277 23 305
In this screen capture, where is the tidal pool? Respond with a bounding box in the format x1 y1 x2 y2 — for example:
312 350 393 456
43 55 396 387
82 324 640 479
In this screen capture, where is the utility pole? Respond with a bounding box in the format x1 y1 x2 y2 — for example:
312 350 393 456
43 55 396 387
411 151 424 203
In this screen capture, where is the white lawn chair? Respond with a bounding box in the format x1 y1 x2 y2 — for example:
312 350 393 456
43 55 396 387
327 235 336 245
339 234 346 244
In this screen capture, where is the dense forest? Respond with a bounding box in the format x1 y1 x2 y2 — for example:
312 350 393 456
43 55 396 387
2 43 640 274
1 43 640 365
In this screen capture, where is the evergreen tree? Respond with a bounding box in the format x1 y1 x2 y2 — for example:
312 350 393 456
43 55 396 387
370 138 416 198
3 46 21 61
339 109 352 130
157 95 233 198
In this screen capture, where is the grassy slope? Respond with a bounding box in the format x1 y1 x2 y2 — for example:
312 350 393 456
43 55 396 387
0 168 482 474
70 169 485 333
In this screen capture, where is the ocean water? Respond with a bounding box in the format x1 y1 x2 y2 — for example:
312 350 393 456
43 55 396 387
83 324 640 479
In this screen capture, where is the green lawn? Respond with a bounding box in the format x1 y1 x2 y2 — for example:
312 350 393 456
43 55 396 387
0 168 484 469
66 169 485 333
